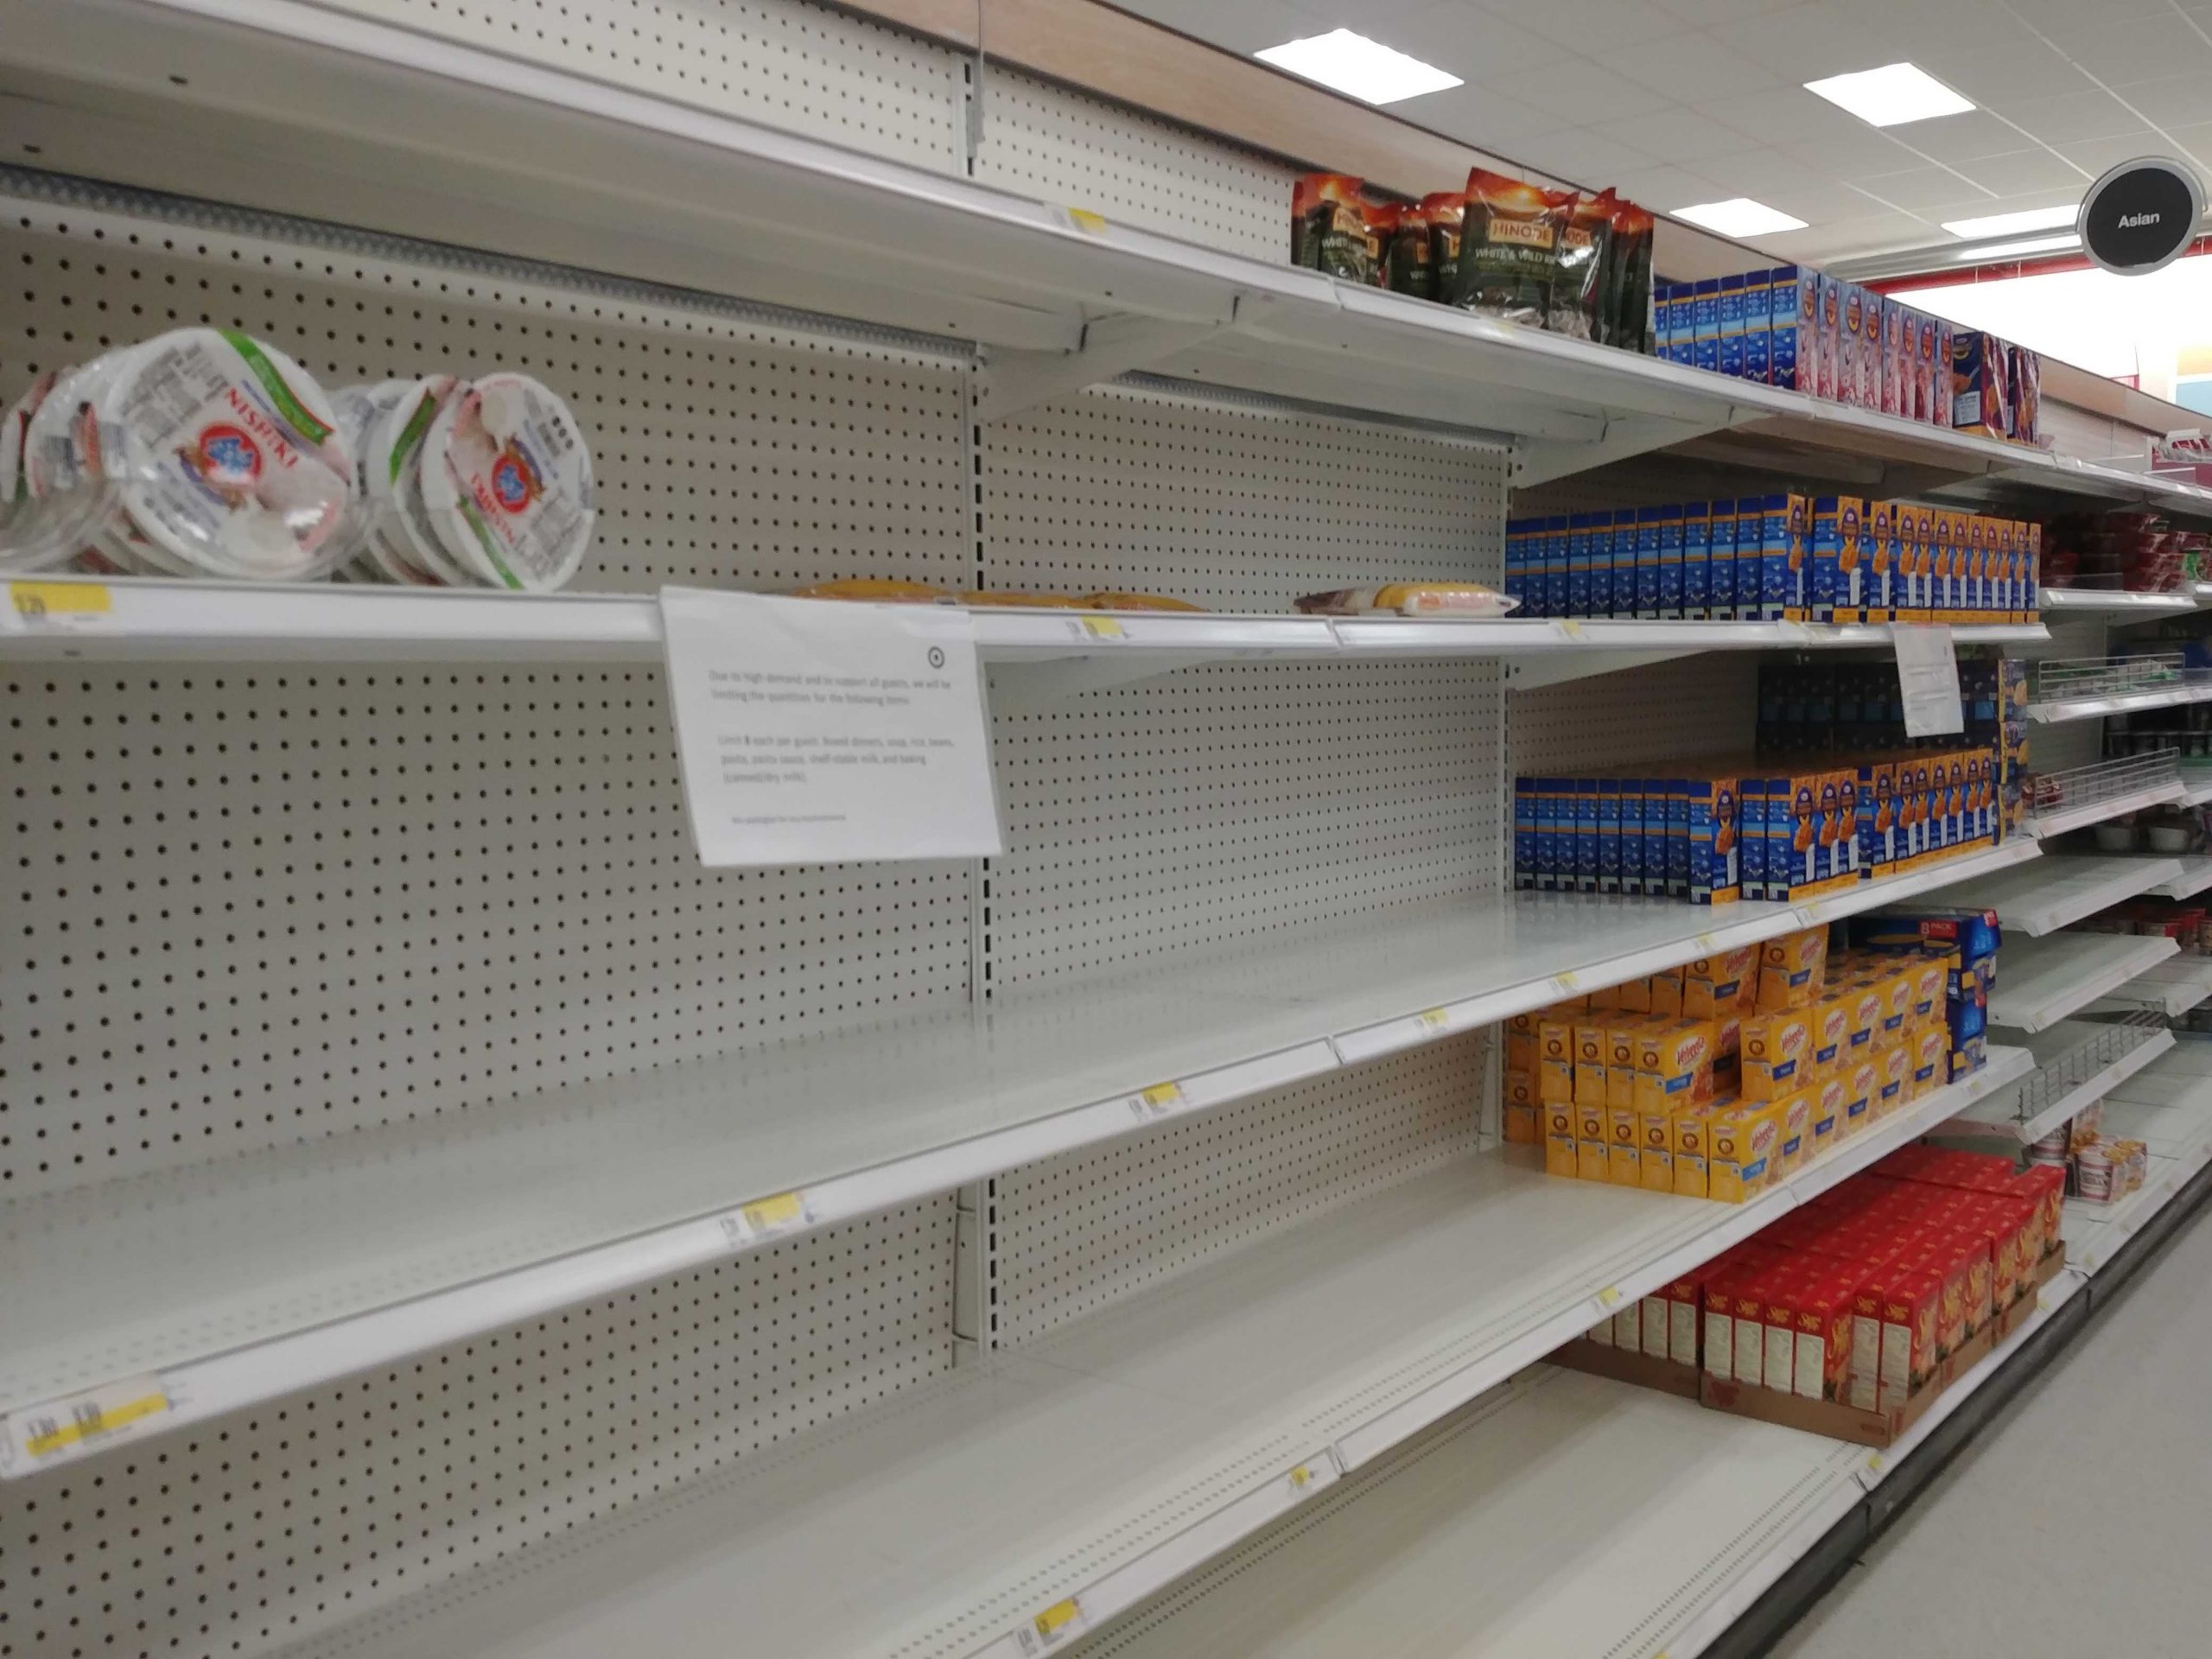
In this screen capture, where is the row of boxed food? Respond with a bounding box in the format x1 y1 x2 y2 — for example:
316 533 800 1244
1503 497 2043 625
1560 1147 2067 1446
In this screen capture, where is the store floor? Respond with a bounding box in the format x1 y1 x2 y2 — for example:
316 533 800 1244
1767 1197 2212 1659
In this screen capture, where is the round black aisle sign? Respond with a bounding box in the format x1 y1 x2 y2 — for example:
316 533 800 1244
2078 156 2203 275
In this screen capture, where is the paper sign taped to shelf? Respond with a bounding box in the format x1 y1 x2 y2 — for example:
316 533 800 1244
5 581 111 632
1 1375 170 1476
660 589 1002 866
1893 624 1963 737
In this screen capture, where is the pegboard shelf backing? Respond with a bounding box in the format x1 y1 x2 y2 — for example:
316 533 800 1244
0 16 1516 1658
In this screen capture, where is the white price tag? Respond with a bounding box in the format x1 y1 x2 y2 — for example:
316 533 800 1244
717 1190 814 1249
659 589 1003 867
3 1375 171 1475
1127 1081 1186 1122
1893 624 1963 738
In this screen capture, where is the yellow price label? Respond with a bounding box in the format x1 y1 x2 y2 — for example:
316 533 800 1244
1696 932 1719 951
1141 1082 1182 1109
1554 971 1580 992
1079 615 1125 639
10 1377 171 1471
1063 208 1109 236
1290 1464 1313 1489
1417 1007 1450 1030
1867 1452 1885 1473
736 1191 810 1242
10 581 111 621
1597 1285 1621 1307
1560 619 1586 639
1035 1599 1082 1637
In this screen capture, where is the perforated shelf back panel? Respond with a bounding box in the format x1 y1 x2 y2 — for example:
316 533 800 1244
987 1036 1484 1348
973 68 1299 261
0 1200 957 1659
305 0 966 171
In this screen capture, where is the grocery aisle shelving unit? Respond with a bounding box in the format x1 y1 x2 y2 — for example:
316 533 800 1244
1984 931 2179 1032
1 4 2207 1659
1942 853 2187 935
1948 1017 2174 1147
2063 1045 2212 1272
2083 952 2212 1019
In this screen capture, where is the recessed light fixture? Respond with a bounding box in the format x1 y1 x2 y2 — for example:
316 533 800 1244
1942 205 2080 239
1254 29 1462 105
1672 197 1809 237
1953 232 2081 260
1804 62 1974 127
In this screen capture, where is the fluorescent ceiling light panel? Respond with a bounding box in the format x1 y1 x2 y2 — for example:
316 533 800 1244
1254 29 1462 105
1954 232 2081 260
1672 197 1809 236
1942 205 2080 239
1804 62 1974 127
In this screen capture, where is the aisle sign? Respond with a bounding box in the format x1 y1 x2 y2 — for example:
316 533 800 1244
1892 625 1963 738
660 589 1003 866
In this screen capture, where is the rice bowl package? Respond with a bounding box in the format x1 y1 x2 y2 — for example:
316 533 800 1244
359 375 478 586
92 329 353 579
417 373 594 592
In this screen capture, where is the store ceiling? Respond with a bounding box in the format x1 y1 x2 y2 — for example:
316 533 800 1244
1116 0 2212 267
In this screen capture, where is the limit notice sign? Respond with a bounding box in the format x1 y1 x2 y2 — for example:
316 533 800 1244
661 588 1003 866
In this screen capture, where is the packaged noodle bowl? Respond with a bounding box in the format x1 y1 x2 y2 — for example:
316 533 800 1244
1550 190 1617 340
88 329 352 580
0 368 70 570
360 375 476 586
1456 170 1567 326
1604 201 1656 352
1293 581 1520 617
1291 174 1376 283
1422 192 1466 304
418 372 594 592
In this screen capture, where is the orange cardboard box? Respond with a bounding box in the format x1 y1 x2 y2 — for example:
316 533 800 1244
1844 1058 1877 1137
1608 1104 1644 1187
1773 1090 1813 1178
1808 1073 1847 1153
1709 1100 1783 1203
1576 1100 1611 1181
1503 1102 1539 1144
1758 926 1828 1009
1672 1106 1712 1198
1544 1100 1579 1179
1505 1067 1537 1108
1810 997 1849 1077
1640 1105 1677 1192
1505 1030 1538 1073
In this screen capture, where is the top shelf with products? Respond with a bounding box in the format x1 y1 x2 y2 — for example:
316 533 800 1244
4 0 2206 506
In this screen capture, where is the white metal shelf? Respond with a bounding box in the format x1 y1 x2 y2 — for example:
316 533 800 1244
1939 852 2183 936
2026 674 2212 725
1986 931 2179 1032
2083 952 2212 1019
0 575 2049 667
1949 1018 2174 1145
207 1052 2024 1659
1004 1270 2088 1659
2178 769 2212 807
0 845 2036 1473
2063 1043 2212 1271
2152 854 2212 898
2040 588 2201 615
0 0 2147 497
2023 752 2187 838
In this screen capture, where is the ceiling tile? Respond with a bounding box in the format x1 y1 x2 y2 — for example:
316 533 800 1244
1118 0 1318 52
1958 149 2095 195
1847 168 1992 213
1754 209 1932 259
1777 125 1928 181
1395 81 1577 147
1649 0 1796 20
2110 75 2212 133
2043 16 2212 87
1487 59 1676 121
1610 162 1732 210
1592 105 1746 163
1725 3 1895 79
1283 0 1446 19
1889 109 2039 166
2005 0 2178 22
2156 121 2212 173
1920 41 2092 111
1510 125 1655 181
2012 91 2158 147
1590 31 1782 101
1365 3 1575 77
2059 133 2177 178
1473 0 1685 53
1705 85 1878 145
1686 143 1832 196
1810 0 2010 53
